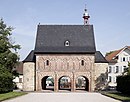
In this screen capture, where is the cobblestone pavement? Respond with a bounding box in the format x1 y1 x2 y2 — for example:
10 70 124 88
3 92 121 102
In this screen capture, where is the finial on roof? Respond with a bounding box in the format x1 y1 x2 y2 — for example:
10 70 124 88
38 23 40 25
83 4 90 25
85 4 87 11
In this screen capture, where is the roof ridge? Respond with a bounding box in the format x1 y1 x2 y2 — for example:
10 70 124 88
38 24 93 26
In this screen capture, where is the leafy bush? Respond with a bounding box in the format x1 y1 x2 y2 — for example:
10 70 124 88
117 75 130 95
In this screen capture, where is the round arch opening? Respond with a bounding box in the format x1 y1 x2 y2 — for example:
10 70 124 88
41 76 54 91
58 76 71 91
76 76 89 91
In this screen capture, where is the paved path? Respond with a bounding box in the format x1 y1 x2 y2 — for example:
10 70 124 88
3 92 121 102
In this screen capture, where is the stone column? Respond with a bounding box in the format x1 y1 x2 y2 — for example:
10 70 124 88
54 73 58 92
71 73 75 92
36 73 41 91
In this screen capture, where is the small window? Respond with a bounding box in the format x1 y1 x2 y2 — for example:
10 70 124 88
81 60 84 66
19 78 22 83
108 66 112 73
109 76 111 82
123 57 125 62
113 77 116 83
115 66 119 73
65 40 70 46
46 60 49 66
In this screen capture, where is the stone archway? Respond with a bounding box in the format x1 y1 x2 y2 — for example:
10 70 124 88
58 76 71 91
75 76 89 91
41 76 54 91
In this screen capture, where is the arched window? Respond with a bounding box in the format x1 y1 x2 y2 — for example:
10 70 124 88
65 40 70 46
81 60 84 66
46 60 49 66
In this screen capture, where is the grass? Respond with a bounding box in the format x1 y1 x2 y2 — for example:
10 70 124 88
102 91 130 102
0 92 27 101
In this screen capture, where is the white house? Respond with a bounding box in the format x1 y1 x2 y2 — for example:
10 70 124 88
105 46 130 88
13 62 23 90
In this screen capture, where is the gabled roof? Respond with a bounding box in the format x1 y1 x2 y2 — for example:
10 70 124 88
95 51 108 63
23 50 35 62
34 25 96 54
105 46 130 62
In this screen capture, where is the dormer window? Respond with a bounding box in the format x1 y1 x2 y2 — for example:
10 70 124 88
65 40 70 46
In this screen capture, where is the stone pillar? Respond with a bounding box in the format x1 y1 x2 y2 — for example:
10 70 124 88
36 72 40 91
89 75 92 92
71 73 75 92
54 73 58 92
38 76 42 91
91 63 95 92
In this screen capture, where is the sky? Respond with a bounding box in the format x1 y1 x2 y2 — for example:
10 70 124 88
0 0 130 61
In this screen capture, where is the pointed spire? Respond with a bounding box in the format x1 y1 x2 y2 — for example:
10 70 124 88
83 5 90 25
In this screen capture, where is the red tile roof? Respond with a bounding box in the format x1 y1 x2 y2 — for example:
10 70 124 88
15 62 23 74
105 46 130 62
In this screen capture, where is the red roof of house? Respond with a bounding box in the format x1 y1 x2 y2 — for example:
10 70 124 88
15 62 23 75
105 46 130 62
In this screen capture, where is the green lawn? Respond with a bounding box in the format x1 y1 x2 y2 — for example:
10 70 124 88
102 92 130 102
0 92 27 101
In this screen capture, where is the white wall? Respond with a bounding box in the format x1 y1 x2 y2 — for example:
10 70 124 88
13 75 23 89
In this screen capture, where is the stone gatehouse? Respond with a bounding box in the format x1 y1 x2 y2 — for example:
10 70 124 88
23 24 108 92
23 8 108 92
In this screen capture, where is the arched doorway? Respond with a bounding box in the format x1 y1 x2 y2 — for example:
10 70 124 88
58 76 71 91
76 76 89 91
41 76 54 91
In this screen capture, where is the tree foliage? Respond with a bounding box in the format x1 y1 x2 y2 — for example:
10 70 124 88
117 63 130 94
123 62 130 75
0 65 13 93
0 18 20 93
117 75 130 95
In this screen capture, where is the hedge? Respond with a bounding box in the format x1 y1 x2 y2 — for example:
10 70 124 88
117 75 130 94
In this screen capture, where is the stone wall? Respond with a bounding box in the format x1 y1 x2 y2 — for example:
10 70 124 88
23 62 35 91
94 63 108 90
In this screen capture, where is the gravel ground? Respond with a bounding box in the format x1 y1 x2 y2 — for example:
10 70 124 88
3 92 121 102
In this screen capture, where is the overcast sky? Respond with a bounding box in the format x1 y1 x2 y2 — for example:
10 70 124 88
0 0 130 60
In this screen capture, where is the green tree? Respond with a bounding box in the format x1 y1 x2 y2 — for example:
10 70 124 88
127 62 130 75
0 18 20 93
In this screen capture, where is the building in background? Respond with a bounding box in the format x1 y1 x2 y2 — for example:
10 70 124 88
105 46 130 88
13 62 23 90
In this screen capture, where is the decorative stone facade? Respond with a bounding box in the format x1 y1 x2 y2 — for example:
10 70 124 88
35 54 95 92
